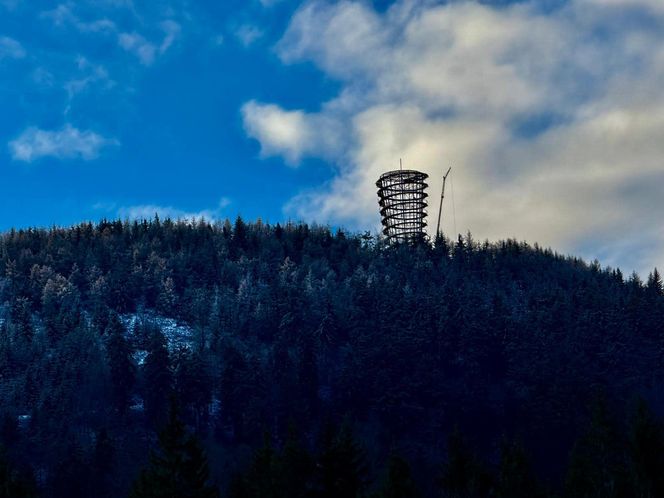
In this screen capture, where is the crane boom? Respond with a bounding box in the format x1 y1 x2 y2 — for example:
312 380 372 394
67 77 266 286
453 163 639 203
435 166 452 238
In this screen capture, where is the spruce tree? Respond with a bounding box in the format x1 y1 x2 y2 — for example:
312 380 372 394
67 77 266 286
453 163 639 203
646 269 663 297
174 349 211 430
378 454 422 498
316 423 369 498
10 297 33 343
244 433 278 498
105 312 136 414
496 440 543 498
629 399 664 497
565 399 630 498
439 428 492 498
130 400 218 498
93 428 116 498
143 330 172 426
0 446 35 498
276 425 315 498
51 438 90 498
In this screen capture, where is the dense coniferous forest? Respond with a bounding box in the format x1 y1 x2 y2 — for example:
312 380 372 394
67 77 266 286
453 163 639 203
1 217 664 497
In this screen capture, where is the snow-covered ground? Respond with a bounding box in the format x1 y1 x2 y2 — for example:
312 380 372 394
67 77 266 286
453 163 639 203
122 313 195 353
17 414 31 428
132 349 149 366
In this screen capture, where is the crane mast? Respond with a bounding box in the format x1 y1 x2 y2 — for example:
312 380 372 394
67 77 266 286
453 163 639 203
435 166 452 238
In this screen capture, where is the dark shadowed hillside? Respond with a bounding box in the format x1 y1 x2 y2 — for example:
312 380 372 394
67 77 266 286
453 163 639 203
1 218 664 497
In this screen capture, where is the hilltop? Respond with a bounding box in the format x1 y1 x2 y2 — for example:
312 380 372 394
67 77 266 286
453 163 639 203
1 218 663 497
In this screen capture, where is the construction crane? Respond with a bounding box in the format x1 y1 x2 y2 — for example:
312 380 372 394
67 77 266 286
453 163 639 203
435 166 452 238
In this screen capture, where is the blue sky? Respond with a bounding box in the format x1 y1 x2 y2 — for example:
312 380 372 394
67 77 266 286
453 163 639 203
1 0 664 274
0 0 339 227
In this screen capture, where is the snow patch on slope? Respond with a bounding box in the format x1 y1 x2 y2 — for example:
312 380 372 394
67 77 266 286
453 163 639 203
121 313 195 352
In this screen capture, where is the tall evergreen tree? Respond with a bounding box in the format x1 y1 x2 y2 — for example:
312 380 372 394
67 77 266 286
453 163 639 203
243 433 279 498
565 399 630 498
10 297 33 343
173 349 211 430
439 428 492 498
105 312 136 414
92 428 116 498
316 423 369 498
51 438 91 498
130 401 218 498
629 399 664 498
378 454 422 498
0 446 35 498
495 440 543 498
143 330 172 426
276 425 315 498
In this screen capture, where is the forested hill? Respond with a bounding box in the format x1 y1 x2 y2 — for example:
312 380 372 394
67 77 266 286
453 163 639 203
1 218 664 498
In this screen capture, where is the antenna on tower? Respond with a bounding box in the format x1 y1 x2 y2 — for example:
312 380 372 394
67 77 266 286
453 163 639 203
435 166 452 238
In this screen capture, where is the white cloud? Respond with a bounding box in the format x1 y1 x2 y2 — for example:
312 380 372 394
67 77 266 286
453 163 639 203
65 56 114 101
242 101 308 164
242 101 344 165
234 24 264 47
0 36 25 59
92 201 117 212
32 67 55 86
118 20 180 65
159 20 181 53
41 3 116 33
118 32 157 65
9 125 119 162
245 0 664 274
117 198 232 221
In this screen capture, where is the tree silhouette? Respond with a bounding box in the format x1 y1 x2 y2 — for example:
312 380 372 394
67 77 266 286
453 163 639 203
105 312 136 414
130 400 218 498
378 454 422 498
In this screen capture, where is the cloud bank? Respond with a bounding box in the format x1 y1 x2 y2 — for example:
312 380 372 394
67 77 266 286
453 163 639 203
243 0 664 274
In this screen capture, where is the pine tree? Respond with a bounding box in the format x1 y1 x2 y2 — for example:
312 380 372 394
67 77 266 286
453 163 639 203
629 399 664 497
646 268 663 297
10 297 33 343
439 428 492 498
565 398 630 498
92 428 116 498
276 425 315 498
0 446 35 498
173 349 211 430
157 277 178 317
227 474 251 498
244 433 279 498
105 312 136 413
496 440 543 498
52 438 90 498
143 330 172 426
378 454 422 498
231 216 247 256
316 423 369 498
130 400 218 498
41 274 82 342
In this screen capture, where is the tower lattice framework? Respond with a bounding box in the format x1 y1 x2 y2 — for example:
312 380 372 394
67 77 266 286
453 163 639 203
376 169 429 244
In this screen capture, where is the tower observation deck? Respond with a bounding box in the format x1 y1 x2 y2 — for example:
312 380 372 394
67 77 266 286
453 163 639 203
376 169 429 244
